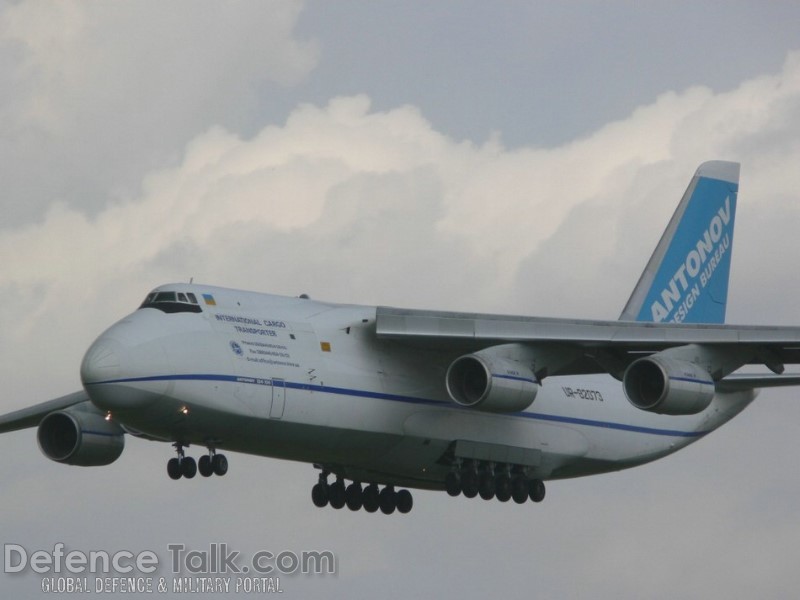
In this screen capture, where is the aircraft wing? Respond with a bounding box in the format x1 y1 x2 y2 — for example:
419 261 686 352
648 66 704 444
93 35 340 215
375 306 800 378
717 374 800 391
0 391 88 434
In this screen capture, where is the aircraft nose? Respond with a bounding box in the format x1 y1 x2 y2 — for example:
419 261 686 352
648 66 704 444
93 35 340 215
81 325 172 411
80 338 123 385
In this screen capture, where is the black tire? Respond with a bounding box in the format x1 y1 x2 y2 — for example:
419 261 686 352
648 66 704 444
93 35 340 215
167 458 182 480
329 480 346 509
345 482 363 511
511 477 528 504
461 471 479 498
529 479 546 503
478 473 495 500
396 489 413 514
212 454 228 476
363 484 380 513
445 471 461 497
181 456 197 479
379 487 397 515
198 455 213 477
311 483 329 507
495 475 512 502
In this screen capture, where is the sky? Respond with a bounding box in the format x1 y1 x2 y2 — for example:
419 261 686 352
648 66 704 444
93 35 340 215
1 1 800 598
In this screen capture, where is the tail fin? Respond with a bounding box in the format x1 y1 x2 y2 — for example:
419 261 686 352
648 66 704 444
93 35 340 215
619 161 739 324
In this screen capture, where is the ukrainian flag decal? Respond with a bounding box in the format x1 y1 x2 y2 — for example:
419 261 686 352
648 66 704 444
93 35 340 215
202 294 216 306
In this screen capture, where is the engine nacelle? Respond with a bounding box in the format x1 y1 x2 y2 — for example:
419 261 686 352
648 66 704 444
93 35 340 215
37 407 125 466
446 353 539 412
623 355 715 415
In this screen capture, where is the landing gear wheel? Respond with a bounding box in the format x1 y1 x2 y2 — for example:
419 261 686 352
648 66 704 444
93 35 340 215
328 480 346 509
529 479 546 503
461 471 479 498
363 484 380 513
396 489 413 514
181 456 197 479
212 454 228 476
345 482 363 511
167 458 182 480
445 471 461 497
495 475 512 502
312 483 329 507
478 473 496 500
511 477 528 504
198 455 213 477
379 486 397 515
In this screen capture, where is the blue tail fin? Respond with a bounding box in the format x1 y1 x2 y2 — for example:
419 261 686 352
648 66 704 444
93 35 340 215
619 161 739 324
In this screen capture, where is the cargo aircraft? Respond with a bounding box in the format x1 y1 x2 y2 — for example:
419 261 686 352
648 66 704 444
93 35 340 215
3 161 800 515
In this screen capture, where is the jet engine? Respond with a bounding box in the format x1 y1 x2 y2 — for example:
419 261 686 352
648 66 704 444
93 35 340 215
623 354 715 415
37 406 125 466
446 353 539 412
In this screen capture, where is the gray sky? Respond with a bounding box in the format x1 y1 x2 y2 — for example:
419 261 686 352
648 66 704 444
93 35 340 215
2 2 800 598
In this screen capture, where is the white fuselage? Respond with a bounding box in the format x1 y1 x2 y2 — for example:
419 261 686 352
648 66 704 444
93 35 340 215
80 285 755 490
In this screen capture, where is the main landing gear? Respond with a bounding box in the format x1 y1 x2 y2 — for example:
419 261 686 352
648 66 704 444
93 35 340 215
311 470 414 515
444 460 546 504
167 443 228 480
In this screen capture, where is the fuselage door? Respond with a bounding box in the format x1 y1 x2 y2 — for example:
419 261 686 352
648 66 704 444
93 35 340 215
270 379 286 419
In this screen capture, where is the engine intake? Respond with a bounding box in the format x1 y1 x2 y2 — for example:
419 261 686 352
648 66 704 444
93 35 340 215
623 355 715 415
446 354 538 412
37 407 125 466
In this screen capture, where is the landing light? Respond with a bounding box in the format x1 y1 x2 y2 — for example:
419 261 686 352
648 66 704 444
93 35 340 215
180 406 189 415
105 412 112 421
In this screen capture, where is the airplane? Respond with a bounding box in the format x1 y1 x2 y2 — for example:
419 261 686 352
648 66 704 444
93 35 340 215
3 160 800 515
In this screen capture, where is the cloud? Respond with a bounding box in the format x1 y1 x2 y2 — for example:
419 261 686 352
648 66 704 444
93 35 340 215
2 40 800 599
1 52 800 382
0 0 318 224
3 51 800 338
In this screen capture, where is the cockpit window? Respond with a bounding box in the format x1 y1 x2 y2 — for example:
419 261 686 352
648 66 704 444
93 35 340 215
140 291 202 314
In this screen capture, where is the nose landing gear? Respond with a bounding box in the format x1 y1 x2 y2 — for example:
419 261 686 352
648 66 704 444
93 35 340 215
199 450 228 477
167 443 228 480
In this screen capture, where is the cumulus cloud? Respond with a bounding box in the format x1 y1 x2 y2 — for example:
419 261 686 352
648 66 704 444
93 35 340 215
3 28 800 596
0 0 318 223
2 50 800 407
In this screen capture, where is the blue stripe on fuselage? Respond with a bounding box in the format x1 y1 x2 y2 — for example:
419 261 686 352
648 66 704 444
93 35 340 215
86 373 709 439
